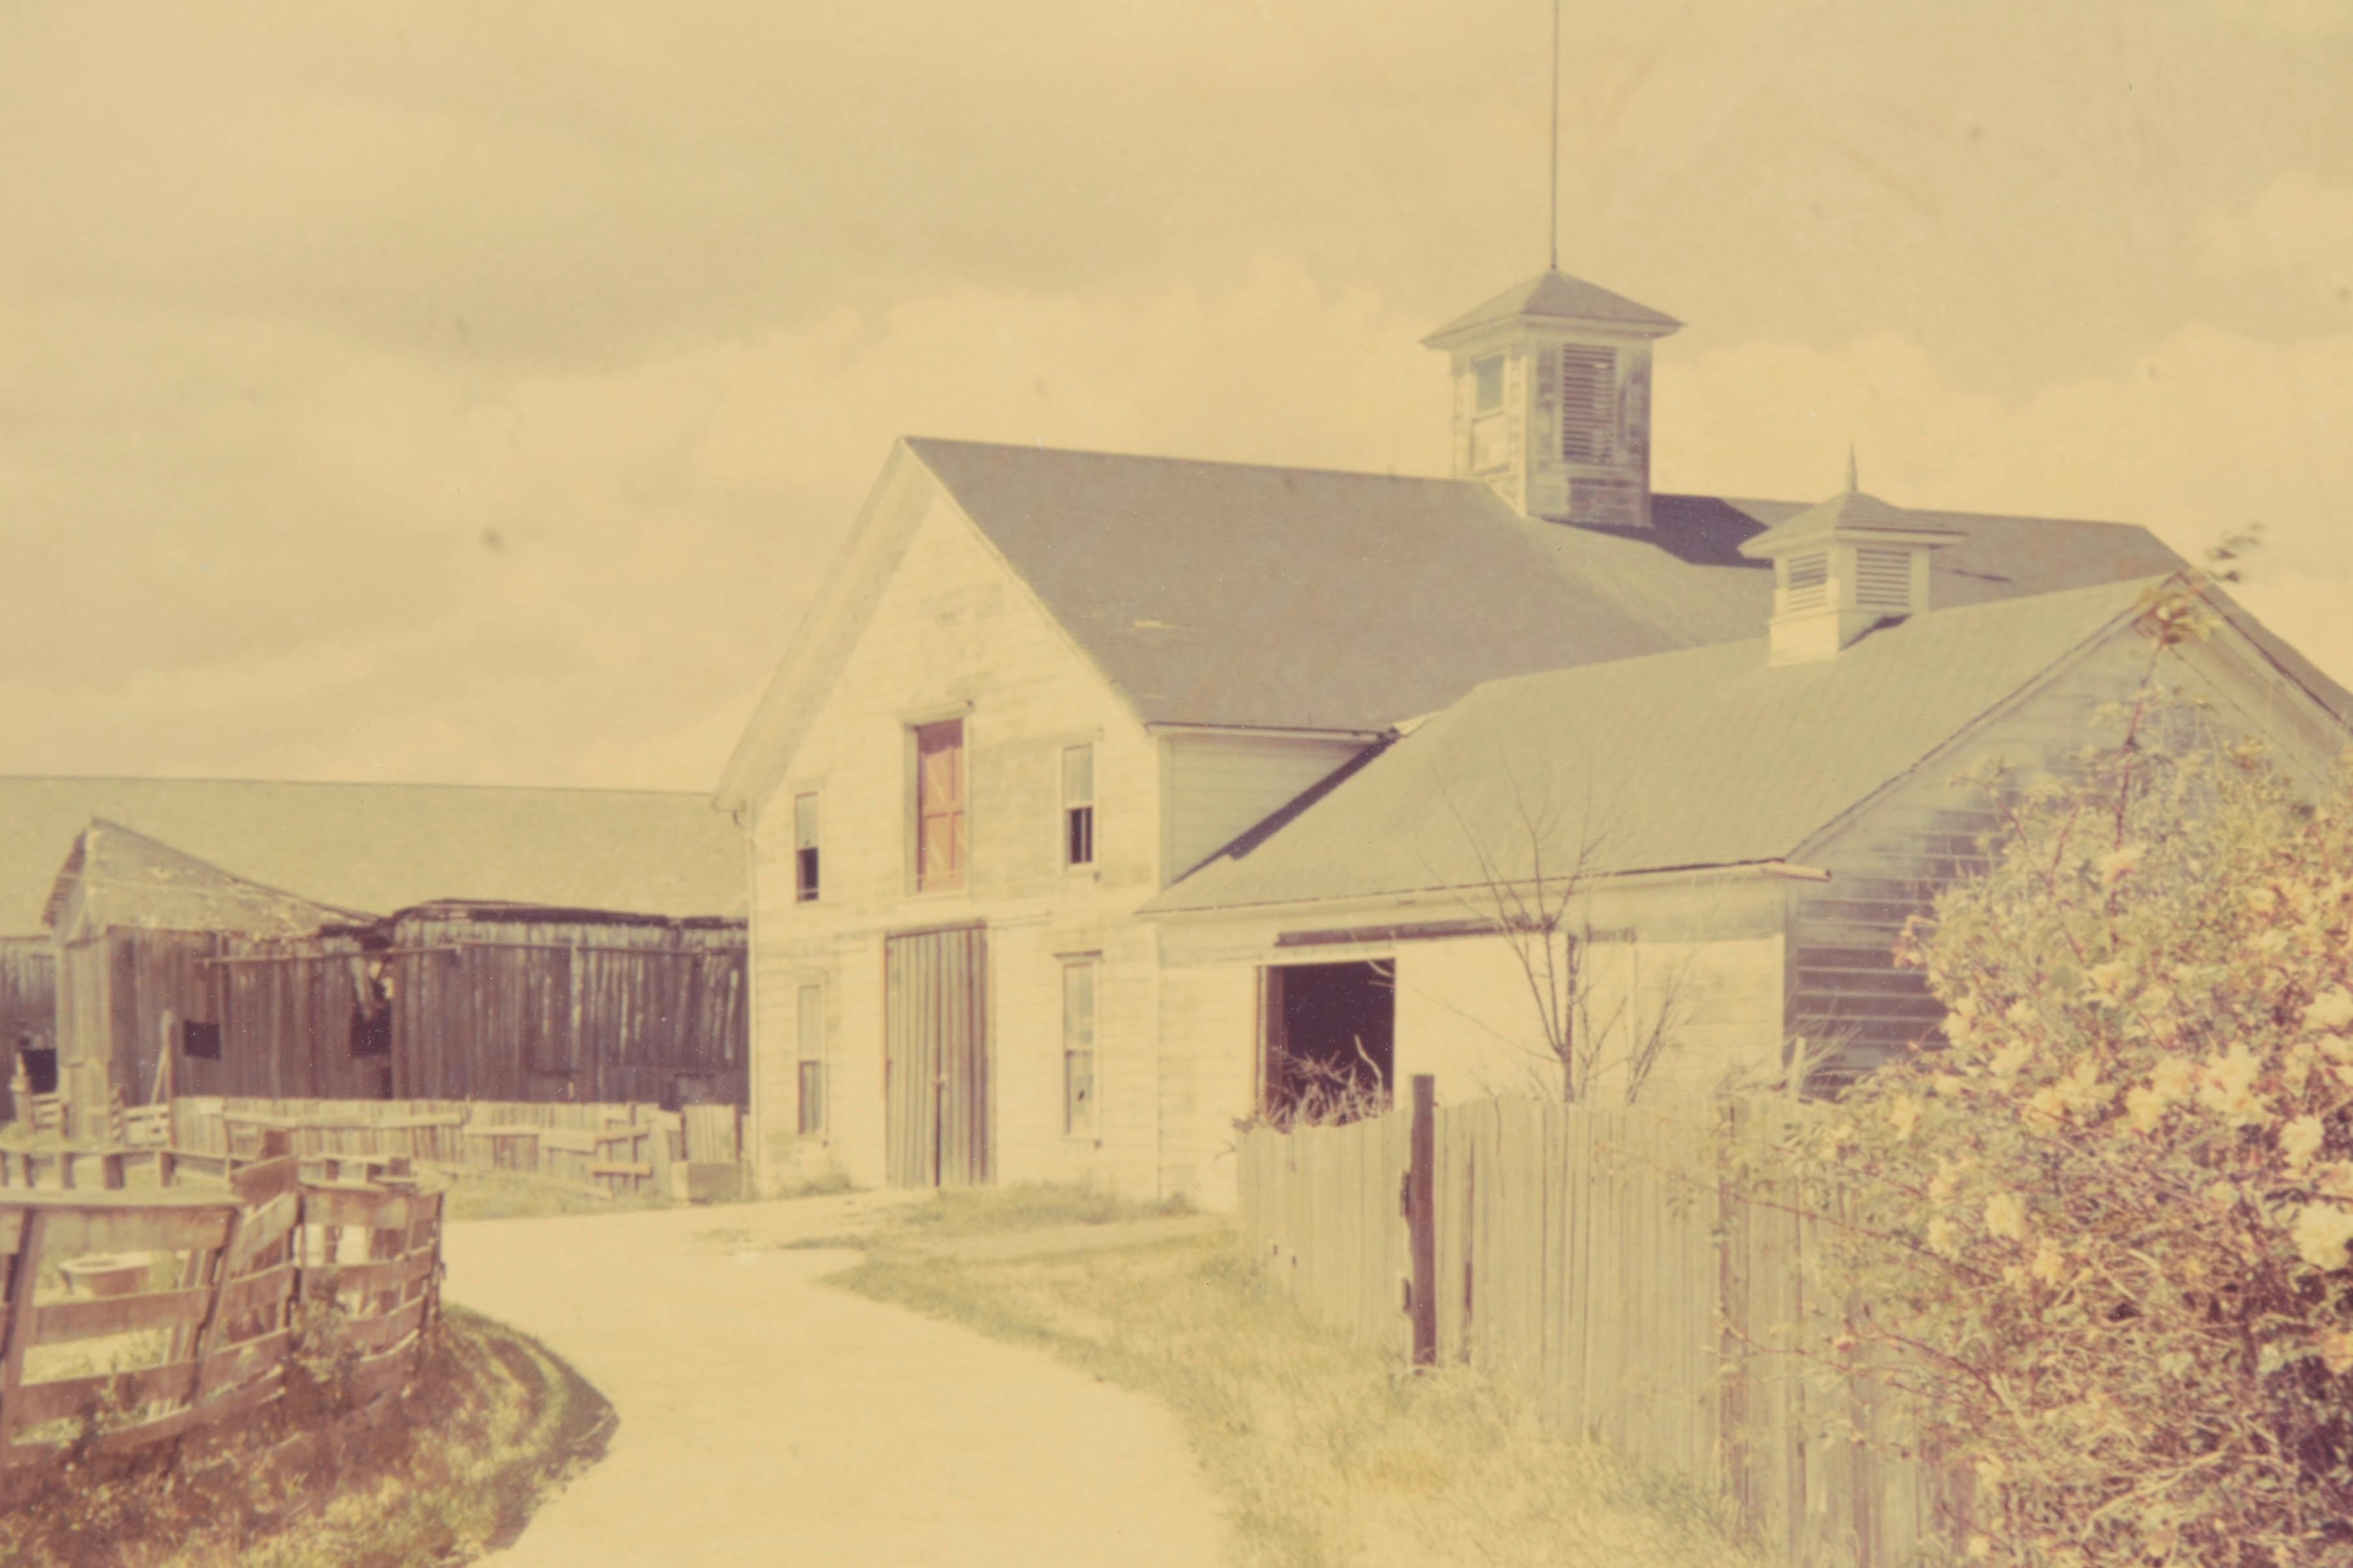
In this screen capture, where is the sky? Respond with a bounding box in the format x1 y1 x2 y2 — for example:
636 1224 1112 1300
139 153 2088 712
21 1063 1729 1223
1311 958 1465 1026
5 0 2350 791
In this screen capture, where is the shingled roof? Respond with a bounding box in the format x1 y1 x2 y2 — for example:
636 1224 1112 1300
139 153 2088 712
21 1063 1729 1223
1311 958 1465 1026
902 439 2187 735
1420 267 1683 342
1143 578 2189 915
46 819 374 937
0 777 745 936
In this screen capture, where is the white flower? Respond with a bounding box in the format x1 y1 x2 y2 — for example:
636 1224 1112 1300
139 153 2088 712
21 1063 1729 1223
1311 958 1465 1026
2150 1056 2195 1102
2098 844 2145 885
1927 1216 1960 1258
1985 1192 2029 1243
2123 1086 2168 1134
2292 1202 2353 1271
2305 988 2353 1033
1990 1041 2033 1080
2281 1114 2327 1167
2198 1044 2268 1126
2031 1242 2069 1286
1886 1095 1923 1140
2084 960 2135 1005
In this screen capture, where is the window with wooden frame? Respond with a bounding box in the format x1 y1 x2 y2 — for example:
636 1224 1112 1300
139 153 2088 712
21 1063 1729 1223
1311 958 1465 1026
796 982 827 1136
1062 743 1096 868
1062 956 1098 1138
1558 344 1618 464
181 1018 222 1061
793 791 822 903
1472 353 1505 413
914 719 967 891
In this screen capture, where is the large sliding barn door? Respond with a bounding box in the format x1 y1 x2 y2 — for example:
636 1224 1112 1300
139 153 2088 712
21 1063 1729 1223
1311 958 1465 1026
884 926 990 1188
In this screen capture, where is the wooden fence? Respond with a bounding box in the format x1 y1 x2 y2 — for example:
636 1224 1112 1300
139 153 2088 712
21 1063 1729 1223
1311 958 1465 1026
161 1097 746 1200
1237 1089 1956 1568
0 1150 443 1468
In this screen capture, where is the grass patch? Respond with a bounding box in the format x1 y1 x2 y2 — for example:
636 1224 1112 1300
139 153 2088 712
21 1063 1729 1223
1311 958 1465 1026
433 1170 674 1222
872 1181 1190 1237
0 1305 612 1568
838 1196 1754 1568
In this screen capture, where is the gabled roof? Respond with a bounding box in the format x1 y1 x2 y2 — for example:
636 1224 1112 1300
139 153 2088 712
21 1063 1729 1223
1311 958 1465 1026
1737 486 1967 555
1422 267 1683 344
901 440 2187 737
714 436 2189 813
47 819 374 937
1143 578 2205 915
0 777 744 936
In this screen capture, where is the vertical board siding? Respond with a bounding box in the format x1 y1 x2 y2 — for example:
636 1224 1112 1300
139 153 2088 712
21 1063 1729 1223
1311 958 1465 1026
884 926 989 1187
1238 1093 1947 1568
0 941 56 1123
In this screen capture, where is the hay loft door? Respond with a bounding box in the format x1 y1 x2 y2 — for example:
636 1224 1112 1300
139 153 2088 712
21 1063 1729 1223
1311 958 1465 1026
884 926 991 1187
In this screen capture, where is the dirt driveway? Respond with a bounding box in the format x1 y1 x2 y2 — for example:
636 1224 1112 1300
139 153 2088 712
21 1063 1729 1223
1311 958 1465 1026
442 1192 1231 1568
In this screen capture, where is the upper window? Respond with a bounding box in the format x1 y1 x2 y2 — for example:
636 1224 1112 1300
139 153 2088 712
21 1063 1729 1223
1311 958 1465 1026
182 1018 223 1061
1062 956 1099 1137
1472 354 1505 413
1062 744 1096 868
1559 345 1617 464
793 791 822 903
915 719 967 892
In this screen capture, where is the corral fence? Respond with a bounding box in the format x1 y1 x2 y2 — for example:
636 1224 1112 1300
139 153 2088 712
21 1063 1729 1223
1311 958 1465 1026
0 1141 442 1470
155 1097 747 1201
1237 1082 1961 1568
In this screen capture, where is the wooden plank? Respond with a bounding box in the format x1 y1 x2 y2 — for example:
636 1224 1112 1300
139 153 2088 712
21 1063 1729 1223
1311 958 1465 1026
231 1155 302 1207
33 1288 211 1342
0 1211 48 1454
37 1206 234 1257
318 1250 437 1294
301 1187 412 1230
345 1341 416 1403
588 1160 653 1178
225 1192 300 1275
538 1129 598 1155
10 1360 200 1427
342 1298 426 1354
200 1329 290 1392
215 1264 298 1324
0 1213 22 1256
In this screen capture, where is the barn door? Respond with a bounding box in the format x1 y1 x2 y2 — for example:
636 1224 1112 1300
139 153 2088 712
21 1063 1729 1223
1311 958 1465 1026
884 926 989 1187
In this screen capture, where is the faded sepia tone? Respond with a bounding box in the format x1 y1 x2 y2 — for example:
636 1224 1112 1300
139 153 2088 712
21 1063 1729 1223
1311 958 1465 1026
6 2 2353 1565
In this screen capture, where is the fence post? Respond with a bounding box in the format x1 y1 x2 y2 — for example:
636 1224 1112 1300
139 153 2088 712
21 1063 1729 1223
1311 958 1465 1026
1407 1074 1437 1368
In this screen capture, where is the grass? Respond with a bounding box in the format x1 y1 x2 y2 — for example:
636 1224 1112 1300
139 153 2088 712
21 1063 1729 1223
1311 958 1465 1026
833 1189 1757 1568
0 1305 612 1568
432 1168 675 1222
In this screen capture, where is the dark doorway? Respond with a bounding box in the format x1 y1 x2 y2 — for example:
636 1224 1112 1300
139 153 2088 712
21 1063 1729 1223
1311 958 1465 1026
18 1041 57 1095
1261 960 1394 1125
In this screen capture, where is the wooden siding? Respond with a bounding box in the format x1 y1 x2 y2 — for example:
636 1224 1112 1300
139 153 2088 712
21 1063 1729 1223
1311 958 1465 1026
1160 732 1367 883
1790 625 2352 1084
748 484 1165 1196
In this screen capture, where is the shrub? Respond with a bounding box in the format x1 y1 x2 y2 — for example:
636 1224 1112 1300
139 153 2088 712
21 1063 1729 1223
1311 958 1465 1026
1791 666 2353 1565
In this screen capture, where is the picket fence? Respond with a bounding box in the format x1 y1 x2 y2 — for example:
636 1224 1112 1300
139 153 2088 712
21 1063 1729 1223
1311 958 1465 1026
0 1149 442 1467
1237 1091 1961 1568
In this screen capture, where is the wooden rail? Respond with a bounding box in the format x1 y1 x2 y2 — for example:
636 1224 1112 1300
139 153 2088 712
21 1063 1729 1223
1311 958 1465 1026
1238 1091 1955 1568
0 1153 443 1468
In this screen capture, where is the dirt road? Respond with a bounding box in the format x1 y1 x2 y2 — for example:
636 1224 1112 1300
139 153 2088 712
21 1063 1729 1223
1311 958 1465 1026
442 1192 1232 1568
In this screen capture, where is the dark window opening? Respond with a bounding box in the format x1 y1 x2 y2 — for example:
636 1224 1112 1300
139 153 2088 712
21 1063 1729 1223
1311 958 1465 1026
350 1004 393 1058
1261 960 1394 1127
182 1019 222 1061
18 1044 57 1096
1063 744 1096 867
794 791 822 902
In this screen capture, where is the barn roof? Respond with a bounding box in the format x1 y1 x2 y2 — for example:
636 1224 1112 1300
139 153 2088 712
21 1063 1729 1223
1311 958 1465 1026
901 439 2188 737
1143 578 2191 915
0 777 744 937
46 819 374 937
1420 267 1683 342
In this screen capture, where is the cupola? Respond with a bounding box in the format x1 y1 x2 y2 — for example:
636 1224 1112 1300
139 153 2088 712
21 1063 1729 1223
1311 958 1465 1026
1737 460 1963 664
1422 268 1680 530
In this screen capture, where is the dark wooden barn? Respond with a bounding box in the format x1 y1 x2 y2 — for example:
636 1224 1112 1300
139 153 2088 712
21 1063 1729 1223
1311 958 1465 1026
42 820 746 1125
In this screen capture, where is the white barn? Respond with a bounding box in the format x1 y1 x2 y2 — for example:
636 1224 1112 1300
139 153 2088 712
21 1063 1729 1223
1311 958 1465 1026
714 265 2339 1207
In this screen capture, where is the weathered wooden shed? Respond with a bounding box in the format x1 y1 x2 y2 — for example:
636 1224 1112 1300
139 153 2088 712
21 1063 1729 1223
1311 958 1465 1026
376 901 746 1106
41 820 747 1123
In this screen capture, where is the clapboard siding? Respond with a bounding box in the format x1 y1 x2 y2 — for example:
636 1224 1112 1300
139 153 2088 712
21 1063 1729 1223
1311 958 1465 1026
1790 623 2348 1080
1162 733 1368 883
748 481 1167 1196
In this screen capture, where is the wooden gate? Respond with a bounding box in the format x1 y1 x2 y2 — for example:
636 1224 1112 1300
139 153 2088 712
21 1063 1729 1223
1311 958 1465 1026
883 926 990 1187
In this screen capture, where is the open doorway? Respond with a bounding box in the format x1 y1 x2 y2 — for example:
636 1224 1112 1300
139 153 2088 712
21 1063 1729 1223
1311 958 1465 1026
1261 960 1394 1125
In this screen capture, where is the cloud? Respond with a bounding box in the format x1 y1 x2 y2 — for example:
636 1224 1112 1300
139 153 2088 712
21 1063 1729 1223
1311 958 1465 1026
2200 172 2353 303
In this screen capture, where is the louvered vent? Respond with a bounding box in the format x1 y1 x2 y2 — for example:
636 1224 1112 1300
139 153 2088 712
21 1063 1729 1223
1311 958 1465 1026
1855 547 1913 610
1559 345 1616 464
1784 552 1830 614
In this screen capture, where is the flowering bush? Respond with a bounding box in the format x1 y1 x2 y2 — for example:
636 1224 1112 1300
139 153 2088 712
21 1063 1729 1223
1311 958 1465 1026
1797 673 2353 1566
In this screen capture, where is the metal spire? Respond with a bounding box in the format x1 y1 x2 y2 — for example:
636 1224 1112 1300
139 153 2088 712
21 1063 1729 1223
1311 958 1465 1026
1846 444 1859 494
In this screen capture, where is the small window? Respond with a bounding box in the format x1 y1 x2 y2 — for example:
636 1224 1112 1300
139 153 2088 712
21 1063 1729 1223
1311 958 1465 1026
182 1019 222 1061
350 1005 392 1059
914 720 967 892
794 792 822 903
1559 344 1617 464
796 983 827 1136
1472 354 1505 413
1062 957 1098 1137
1062 744 1096 867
